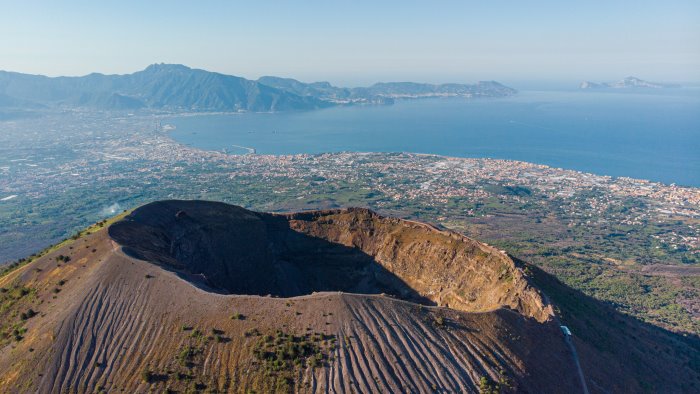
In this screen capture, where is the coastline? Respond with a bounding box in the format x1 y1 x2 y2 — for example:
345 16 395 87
155 120 700 211
162 89 700 187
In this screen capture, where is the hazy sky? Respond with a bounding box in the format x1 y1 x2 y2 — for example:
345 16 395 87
1 1 698 85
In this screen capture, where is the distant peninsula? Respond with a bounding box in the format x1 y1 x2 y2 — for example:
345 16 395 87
0 64 516 113
580 76 680 89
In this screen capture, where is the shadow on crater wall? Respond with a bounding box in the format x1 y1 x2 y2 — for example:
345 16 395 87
108 200 433 305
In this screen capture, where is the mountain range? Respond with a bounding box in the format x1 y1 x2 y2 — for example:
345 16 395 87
0 64 517 112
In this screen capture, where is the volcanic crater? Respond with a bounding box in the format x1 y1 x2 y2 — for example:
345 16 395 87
108 200 551 321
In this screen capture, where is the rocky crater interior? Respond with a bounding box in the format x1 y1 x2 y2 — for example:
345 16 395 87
109 200 552 321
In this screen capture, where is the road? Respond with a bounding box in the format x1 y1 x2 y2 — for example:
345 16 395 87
565 333 590 394
541 293 590 394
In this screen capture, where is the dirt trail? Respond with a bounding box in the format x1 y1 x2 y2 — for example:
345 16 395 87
565 336 590 394
542 291 589 394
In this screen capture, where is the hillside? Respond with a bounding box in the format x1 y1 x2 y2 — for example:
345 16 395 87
0 64 516 112
256 77 516 104
0 200 697 393
0 64 327 112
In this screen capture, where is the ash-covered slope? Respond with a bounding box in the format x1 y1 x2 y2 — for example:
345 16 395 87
0 200 697 393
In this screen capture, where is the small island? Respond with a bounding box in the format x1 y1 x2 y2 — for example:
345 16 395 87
580 76 680 89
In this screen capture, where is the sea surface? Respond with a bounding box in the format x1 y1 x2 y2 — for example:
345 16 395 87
168 89 700 187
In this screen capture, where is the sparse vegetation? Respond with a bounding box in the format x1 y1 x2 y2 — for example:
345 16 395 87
20 309 37 320
13 327 26 341
433 315 446 328
479 376 498 394
478 370 512 393
251 330 335 391
1 258 29 277
0 284 36 345
177 346 199 368
55 255 71 263
141 368 153 384
175 371 192 381
189 329 203 339
244 328 261 337
210 328 228 343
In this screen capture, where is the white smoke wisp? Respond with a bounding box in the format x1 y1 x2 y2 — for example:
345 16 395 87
100 203 122 217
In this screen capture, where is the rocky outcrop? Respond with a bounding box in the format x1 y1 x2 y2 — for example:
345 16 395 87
283 207 553 322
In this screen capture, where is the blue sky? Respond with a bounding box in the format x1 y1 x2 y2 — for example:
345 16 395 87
1 1 698 85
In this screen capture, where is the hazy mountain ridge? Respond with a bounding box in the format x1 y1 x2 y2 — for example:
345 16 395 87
256 76 394 105
257 76 516 104
0 64 328 112
0 64 517 112
363 80 516 97
580 76 680 89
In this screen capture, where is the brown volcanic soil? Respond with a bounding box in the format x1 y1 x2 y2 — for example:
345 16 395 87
0 200 697 393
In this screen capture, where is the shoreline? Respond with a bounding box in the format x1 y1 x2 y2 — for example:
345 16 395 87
160 89 700 188
159 120 700 192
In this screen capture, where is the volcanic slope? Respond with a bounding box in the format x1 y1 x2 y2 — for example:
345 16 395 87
0 200 697 393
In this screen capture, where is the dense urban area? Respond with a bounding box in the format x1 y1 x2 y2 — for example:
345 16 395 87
1 110 699 335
